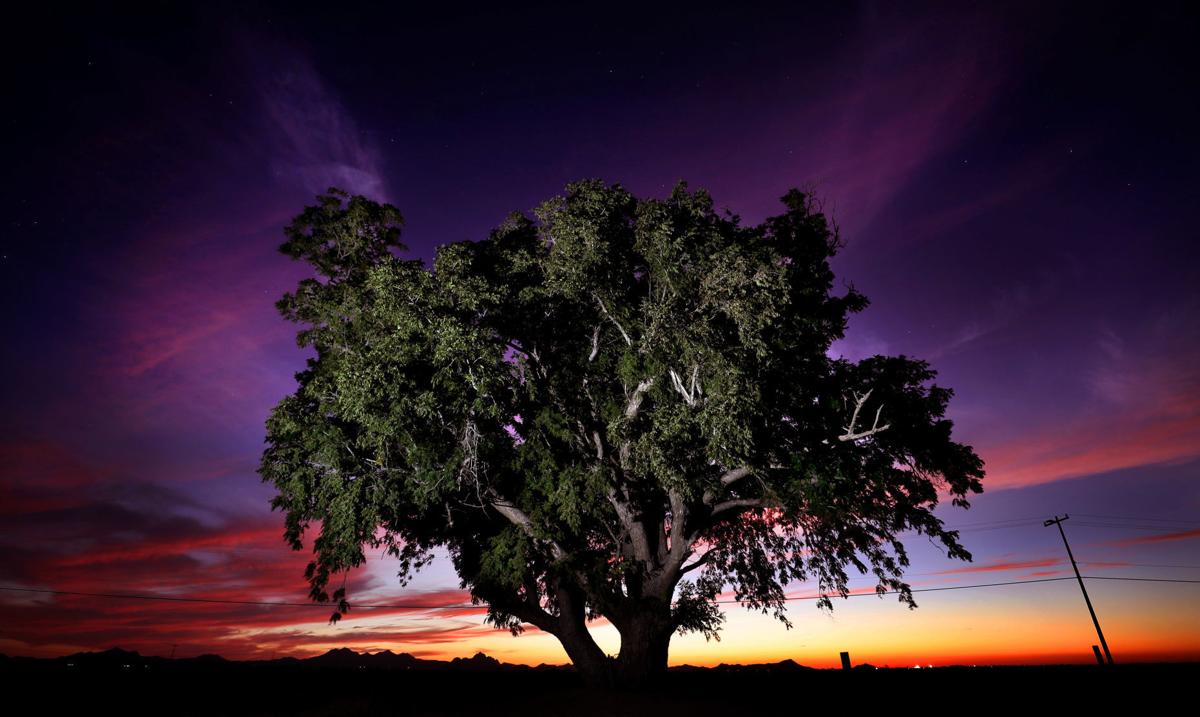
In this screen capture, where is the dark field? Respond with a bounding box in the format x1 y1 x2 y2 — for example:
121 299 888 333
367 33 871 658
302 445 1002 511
5 648 1195 715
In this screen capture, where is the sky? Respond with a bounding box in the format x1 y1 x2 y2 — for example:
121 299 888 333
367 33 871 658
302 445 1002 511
1 1 1198 667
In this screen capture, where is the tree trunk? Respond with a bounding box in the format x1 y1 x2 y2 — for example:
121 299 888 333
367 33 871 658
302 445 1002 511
557 619 615 689
552 606 675 690
612 607 674 690
547 576 616 689
544 575 678 690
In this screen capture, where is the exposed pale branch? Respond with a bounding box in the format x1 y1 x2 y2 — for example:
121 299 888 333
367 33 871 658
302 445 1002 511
668 364 702 406
838 388 891 442
588 325 601 362
595 295 632 346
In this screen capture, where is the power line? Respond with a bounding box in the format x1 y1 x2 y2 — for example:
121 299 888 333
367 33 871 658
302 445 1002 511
938 516 1048 528
2 575 1196 611
900 518 1046 534
834 562 1200 586
755 576 1079 602
764 575 1200 603
948 521 1046 534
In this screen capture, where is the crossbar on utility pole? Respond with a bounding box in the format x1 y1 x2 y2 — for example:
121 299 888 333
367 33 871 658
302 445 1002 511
1045 514 1114 664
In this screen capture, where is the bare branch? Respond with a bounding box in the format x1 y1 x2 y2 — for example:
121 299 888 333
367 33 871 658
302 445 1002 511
838 388 891 442
668 364 702 406
587 325 601 362
668 368 687 401
595 295 631 346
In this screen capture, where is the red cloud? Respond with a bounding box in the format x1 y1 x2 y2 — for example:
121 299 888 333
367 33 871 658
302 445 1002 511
51 524 286 567
931 558 1060 575
1107 528 1200 547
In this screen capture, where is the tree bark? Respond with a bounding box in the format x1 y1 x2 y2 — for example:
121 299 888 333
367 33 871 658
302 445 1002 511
549 591 676 690
557 619 615 689
611 604 674 690
549 576 616 689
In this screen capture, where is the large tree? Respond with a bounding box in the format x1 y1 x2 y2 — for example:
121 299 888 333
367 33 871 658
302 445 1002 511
259 180 985 689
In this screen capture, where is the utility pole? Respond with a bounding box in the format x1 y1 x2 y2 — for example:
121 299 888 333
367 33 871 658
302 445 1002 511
1045 514 1114 664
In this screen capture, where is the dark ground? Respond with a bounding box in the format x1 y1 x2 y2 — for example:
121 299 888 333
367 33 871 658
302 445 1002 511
4 649 1193 714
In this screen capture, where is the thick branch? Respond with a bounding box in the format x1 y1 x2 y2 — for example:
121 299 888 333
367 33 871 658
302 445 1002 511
720 466 753 488
679 549 713 576
608 488 653 564
501 590 559 634
667 487 686 561
649 487 693 594
700 465 755 507
709 497 771 519
488 493 566 560
624 378 655 420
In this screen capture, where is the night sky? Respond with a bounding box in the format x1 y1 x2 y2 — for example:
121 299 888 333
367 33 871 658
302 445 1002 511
2 1 1198 666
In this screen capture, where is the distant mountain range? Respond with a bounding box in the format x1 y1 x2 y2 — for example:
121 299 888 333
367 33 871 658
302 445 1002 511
0 646 826 673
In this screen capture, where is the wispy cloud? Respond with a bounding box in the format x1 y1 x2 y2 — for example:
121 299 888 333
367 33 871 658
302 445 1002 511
251 37 388 201
1107 528 1200 547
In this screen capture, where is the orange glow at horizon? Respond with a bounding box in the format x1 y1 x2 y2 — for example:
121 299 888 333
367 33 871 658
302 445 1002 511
8 572 1190 669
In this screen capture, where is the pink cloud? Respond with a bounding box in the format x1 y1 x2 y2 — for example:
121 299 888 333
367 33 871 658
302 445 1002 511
1107 528 1200 547
932 558 1061 576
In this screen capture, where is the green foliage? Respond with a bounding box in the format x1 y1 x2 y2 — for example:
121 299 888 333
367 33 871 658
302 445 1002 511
259 180 985 659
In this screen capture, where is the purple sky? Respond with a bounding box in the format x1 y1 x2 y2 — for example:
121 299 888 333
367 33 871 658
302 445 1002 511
1 2 1198 664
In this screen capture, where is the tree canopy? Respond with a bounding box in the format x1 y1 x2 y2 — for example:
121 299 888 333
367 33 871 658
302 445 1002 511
258 180 985 688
